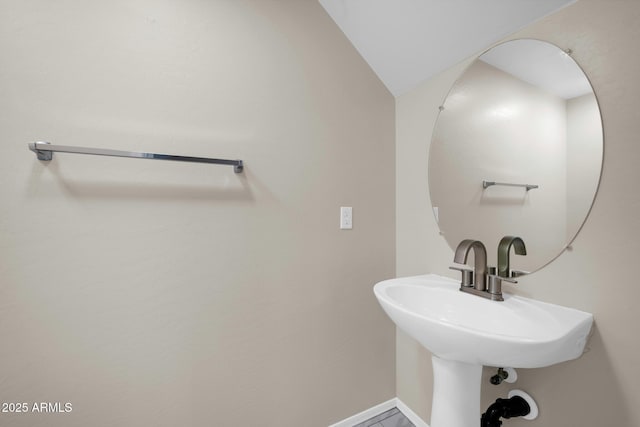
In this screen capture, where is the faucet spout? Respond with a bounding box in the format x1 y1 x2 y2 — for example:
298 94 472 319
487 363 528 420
454 239 488 291
497 236 527 278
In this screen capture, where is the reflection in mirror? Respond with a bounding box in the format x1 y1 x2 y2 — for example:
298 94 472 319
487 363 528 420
429 39 602 274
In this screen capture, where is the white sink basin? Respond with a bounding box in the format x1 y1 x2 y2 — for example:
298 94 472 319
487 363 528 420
374 274 593 427
374 274 592 368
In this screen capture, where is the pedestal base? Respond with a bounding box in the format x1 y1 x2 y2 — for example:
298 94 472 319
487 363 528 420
430 356 482 427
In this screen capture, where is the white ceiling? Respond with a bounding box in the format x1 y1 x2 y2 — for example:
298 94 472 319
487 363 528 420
480 39 592 99
319 0 577 96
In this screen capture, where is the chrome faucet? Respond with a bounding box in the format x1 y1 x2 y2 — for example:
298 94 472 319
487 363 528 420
452 239 488 291
497 236 527 278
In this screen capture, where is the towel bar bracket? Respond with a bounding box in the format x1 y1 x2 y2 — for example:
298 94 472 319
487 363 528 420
31 142 53 161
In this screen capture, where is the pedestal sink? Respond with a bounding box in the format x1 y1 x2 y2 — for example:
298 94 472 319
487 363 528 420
374 274 593 427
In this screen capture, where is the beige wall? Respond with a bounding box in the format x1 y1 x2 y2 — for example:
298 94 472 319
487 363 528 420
396 1 640 426
0 1 396 426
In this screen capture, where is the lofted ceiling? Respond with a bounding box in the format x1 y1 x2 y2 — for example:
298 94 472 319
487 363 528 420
319 0 577 96
479 38 592 100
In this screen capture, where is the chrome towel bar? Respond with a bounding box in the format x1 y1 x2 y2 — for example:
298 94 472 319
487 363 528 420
482 180 538 191
28 141 243 173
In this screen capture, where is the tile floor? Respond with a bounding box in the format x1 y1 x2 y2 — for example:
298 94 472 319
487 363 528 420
352 407 415 427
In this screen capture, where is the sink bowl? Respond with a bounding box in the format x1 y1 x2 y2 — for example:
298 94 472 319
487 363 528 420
374 274 592 368
374 274 593 427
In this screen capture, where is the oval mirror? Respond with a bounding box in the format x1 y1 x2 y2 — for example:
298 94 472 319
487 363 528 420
429 39 603 275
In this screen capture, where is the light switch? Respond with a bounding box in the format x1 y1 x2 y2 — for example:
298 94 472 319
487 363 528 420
340 207 352 229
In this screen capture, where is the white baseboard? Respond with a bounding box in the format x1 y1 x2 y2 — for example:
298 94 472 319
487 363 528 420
328 397 429 427
328 398 397 427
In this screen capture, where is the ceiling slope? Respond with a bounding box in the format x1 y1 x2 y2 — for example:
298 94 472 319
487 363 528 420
319 0 576 96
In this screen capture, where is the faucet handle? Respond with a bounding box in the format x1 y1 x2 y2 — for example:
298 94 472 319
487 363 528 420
449 266 474 287
485 270 517 301
510 269 529 278
487 273 518 284
487 266 517 283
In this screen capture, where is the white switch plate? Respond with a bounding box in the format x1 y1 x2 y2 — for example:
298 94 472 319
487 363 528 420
340 207 352 229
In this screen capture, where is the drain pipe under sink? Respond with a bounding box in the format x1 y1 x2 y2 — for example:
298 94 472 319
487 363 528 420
481 390 539 427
